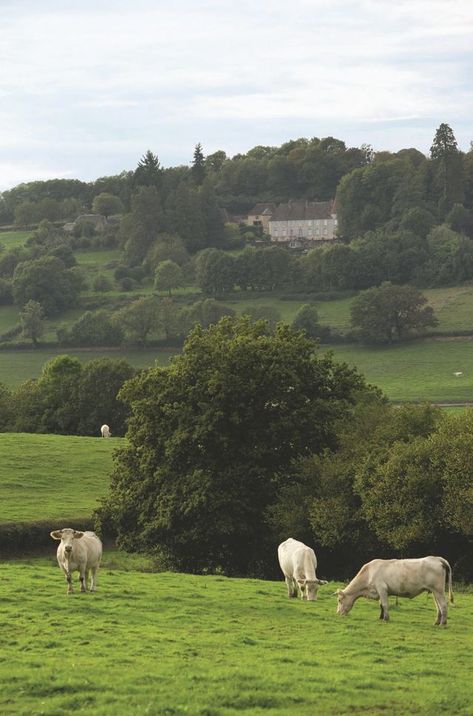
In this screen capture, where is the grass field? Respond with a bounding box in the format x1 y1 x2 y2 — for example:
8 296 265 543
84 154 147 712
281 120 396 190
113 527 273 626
0 229 32 249
0 560 472 715
0 347 176 388
0 433 120 523
327 338 473 402
2 338 473 403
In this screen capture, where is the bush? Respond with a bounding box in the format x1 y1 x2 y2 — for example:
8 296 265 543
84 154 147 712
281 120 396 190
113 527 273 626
0 278 13 305
93 274 113 292
119 277 136 291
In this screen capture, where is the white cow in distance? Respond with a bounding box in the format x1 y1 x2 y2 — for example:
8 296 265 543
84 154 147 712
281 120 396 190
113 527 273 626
50 528 103 595
336 556 454 624
278 538 328 601
100 424 110 438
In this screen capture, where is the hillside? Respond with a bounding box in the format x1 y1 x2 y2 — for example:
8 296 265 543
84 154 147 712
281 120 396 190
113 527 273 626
0 433 119 523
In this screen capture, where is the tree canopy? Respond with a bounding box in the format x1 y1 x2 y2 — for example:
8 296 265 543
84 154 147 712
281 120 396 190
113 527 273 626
350 282 438 343
100 316 368 573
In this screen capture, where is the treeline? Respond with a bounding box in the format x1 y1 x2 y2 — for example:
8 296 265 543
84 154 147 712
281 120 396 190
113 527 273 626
0 355 134 436
97 317 473 580
0 137 371 226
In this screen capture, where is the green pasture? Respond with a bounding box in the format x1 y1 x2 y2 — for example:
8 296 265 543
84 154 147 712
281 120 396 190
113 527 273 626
0 433 120 523
424 285 473 332
1 561 472 715
227 295 353 331
0 229 32 249
0 347 176 388
326 338 473 403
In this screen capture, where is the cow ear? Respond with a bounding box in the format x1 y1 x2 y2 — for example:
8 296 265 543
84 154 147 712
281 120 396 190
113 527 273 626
332 588 343 597
50 530 62 540
73 531 84 539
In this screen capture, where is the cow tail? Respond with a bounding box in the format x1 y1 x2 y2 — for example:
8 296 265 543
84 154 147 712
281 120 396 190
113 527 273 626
440 558 454 604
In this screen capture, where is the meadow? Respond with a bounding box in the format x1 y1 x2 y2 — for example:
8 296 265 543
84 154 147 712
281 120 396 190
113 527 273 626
2 338 473 404
0 347 175 388
1 560 473 715
2 431 473 714
328 338 473 403
0 433 120 522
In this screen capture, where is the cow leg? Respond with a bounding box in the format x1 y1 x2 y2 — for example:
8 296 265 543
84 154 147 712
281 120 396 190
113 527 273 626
378 590 389 621
65 570 73 595
79 568 87 592
90 566 98 592
433 591 448 625
285 577 297 598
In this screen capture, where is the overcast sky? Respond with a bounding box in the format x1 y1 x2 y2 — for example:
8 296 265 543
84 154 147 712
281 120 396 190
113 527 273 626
0 0 472 190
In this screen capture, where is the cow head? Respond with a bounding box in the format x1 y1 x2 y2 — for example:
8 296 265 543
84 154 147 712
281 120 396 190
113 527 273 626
299 578 328 601
50 528 84 555
335 588 354 615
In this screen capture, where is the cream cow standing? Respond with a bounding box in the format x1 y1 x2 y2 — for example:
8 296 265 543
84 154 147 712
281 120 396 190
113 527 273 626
336 556 454 624
100 424 111 438
278 537 328 601
50 528 103 594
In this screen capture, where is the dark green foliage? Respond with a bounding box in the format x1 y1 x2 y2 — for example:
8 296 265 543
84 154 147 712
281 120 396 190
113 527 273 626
134 150 162 189
0 382 13 430
12 256 81 315
10 355 134 436
0 277 12 305
191 143 206 185
121 186 164 265
114 296 160 345
430 123 465 213
179 298 236 333
234 246 292 291
350 282 438 343
92 192 124 217
446 203 473 238
19 300 45 346
101 316 366 573
76 358 135 436
195 248 235 296
292 303 329 339
60 310 124 347
93 274 113 292
154 260 183 295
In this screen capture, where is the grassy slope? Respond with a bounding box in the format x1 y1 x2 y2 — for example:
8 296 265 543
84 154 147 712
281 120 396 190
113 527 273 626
0 433 120 522
0 229 32 249
326 339 473 402
0 563 472 715
2 339 473 402
0 347 175 388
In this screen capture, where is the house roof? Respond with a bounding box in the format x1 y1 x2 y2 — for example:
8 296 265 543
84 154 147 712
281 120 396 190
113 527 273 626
248 202 276 216
270 200 335 222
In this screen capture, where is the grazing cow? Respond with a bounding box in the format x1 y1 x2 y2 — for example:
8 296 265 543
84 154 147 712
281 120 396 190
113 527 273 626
100 424 110 438
336 556 453 625
278 538 328 601
50 528 103 595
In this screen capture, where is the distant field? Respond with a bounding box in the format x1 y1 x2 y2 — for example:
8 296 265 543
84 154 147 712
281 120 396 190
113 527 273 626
0 229 32 249
424 286 473 332
0 347 176 388
0 433 119 523
2 337 473 402
326 338 473 402
1 562 473 715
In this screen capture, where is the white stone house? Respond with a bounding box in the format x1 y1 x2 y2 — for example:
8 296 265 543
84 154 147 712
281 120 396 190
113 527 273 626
268 200 337 246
